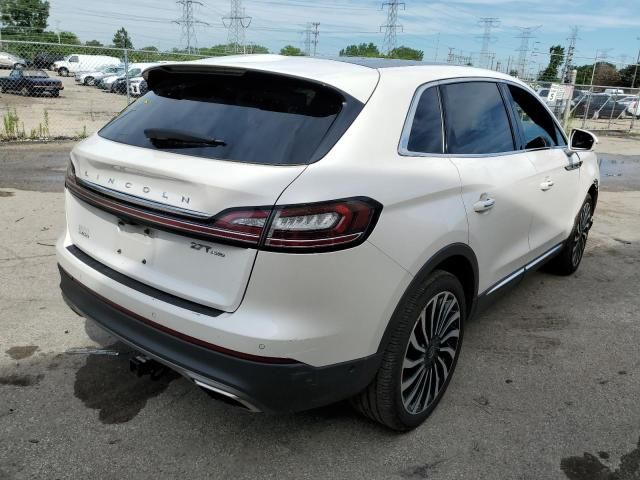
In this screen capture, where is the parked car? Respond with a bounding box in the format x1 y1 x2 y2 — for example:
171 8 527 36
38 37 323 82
76 65 124 86
57 56 599 431
128 76 146 96
0 68 63 97
573 94 628 119
627 100 640 118
616 95 639 107
0 52 27 69
54 54 121 77
30 52 65 70
107 63 163 93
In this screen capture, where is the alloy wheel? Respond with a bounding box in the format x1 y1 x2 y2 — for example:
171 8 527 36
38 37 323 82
400 291 461 415
571 202 592 268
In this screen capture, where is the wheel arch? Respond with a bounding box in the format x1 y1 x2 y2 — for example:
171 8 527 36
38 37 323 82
588 180 599 211
376 243 478 354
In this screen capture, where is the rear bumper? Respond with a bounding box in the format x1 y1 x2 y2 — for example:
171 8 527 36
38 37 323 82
59 266 382 413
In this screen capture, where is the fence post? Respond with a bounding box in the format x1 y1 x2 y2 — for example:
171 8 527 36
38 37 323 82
124 48 131 105
563 69 576 131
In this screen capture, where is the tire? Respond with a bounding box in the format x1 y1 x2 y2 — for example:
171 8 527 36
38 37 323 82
351 270 465 431
592 111 599 120
59 67 68 77
544 194 593 276
84 76 94 86
51 90 60 98
21 87 30 97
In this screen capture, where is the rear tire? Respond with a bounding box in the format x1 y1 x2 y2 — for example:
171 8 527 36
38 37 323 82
351 270 465 431
59 67 68 77
84 76 94 86
544 194 593 276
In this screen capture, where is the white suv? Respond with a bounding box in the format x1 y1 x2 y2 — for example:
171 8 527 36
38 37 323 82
57 55 599 431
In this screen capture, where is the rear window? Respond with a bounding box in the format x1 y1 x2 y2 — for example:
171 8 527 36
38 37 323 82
99 70 348 165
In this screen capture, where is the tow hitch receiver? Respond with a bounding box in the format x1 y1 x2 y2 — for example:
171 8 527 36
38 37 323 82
129 353 168 380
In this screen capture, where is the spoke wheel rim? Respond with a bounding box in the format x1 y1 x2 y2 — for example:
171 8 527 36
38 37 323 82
400 291 461 415
571 202 592 268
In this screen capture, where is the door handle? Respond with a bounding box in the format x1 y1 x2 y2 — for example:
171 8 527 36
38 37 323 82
473 196 496 213
540 179 555 191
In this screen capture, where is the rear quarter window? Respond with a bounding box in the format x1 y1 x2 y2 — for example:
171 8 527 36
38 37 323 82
99 70 356 165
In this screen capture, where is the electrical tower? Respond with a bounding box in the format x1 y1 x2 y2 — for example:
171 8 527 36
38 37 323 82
174 0 209 54
478 17 500 69
446 47 455 64
303 23 312 56
380 0 405 55
223 0 252 54
515 25 541 78
311 22 320 56
560 26 579 83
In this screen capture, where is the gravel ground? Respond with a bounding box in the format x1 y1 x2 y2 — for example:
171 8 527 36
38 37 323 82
0 137 639 479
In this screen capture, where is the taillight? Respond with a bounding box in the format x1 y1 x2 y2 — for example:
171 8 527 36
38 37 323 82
66 163 381 253
213 198 381 252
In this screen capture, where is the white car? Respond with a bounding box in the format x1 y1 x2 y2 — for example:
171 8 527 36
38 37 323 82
0 52 27 69
54 54 121 77
626 99 640 118
75 65 124 86
128 76 145 96
56 55 600 431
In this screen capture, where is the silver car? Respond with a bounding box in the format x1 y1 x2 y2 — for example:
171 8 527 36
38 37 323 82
0 52 27 69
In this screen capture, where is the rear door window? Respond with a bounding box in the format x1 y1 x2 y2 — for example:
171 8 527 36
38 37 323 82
99 70 349 165
404 86 443 154
440 82 514 155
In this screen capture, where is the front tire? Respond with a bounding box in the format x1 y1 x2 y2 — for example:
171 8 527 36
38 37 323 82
545 194 593 276
59 67 68 77
351 270 465 431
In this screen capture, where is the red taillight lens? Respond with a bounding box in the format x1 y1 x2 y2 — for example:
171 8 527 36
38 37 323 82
264 198 381 251
212 198 381 252
67 162 381 252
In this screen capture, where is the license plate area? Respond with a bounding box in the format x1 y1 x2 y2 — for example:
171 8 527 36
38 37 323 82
116 221 153 263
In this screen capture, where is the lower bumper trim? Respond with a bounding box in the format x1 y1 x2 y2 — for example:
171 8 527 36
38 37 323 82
58 265 382 413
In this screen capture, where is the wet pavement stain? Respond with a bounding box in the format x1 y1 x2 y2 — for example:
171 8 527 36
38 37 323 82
561 436 640 479
0 191 15 197
73 344 178 424
0 374 43 387
6 345 39 360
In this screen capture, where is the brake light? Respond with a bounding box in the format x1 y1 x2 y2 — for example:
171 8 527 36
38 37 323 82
213 198 381 252
66 162 381 253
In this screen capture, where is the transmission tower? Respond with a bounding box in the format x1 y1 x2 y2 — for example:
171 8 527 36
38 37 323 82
174 1 209 54
446 47 455 64
515 25 541 78
311 22 320 56
478 17 500 69
380 0 405 55
303 23 312 56
560 26 579 83
223 0 252 54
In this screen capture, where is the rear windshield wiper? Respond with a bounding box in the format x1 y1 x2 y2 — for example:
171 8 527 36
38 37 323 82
144 128 227 148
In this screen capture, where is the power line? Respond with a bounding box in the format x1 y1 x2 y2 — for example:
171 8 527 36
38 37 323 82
173 0 209 54
478 17 499 69
380 0 404 55
223 0 252 54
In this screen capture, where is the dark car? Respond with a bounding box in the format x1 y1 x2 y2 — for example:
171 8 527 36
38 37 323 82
574 94 627 119
111 75 128 94
30 52 65 70
0 69 64 97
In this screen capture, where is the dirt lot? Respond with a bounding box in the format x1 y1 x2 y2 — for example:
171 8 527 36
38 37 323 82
0 137 639 479
0 71 129 138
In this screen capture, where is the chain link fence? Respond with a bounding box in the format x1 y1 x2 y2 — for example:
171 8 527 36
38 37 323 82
0 40 215 140
1 40 639 140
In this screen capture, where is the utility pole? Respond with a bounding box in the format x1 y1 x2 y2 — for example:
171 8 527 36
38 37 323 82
380 0 405 56
55 21 61 44
223 0 252 54
515 25 541 78
311 22 320 57
631 37 640 89
560 26 579 83
478 17 499 69
174 0 208 54
433 32 440 62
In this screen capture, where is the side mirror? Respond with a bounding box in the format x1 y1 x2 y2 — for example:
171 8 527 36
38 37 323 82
568 128 598 152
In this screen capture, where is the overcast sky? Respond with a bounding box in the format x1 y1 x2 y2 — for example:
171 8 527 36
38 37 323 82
47 0 640 67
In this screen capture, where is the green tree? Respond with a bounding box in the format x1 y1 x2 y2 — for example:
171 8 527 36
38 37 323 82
247 44 269 54
85 40 104 47
617 64 638 88
339 42 381 58
388 46 423 61
112 27 133 49
140 46 158 52
280 45 304 56
0 0 50 35
538 45 565 82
